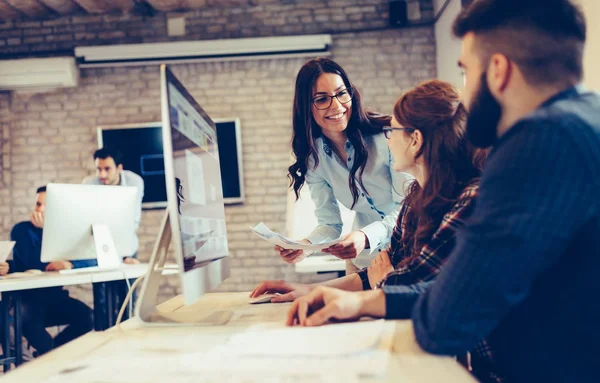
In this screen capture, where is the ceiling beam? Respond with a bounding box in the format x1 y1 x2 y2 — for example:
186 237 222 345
4 0 56 18
182 0 210 8
144 0 186 12
71 0 135 13
38 0 83 15
0 0 26 20
146 0 249 12
71 0 112 13
104 0 135 12
206 0 249 6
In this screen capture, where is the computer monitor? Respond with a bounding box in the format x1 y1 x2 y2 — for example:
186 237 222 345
40 183 138 268
137 65 231 324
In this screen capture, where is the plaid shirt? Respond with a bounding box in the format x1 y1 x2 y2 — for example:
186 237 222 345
372 181 501 382
381 181 480 286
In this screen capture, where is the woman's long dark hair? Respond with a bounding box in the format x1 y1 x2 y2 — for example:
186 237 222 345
288 58 390 208
394 80 485 267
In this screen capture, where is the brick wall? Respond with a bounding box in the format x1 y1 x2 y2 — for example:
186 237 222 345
0 93 11 237
0 2 436 306
0 0 433 57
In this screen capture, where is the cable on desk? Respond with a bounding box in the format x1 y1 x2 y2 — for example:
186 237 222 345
115 265 174 328
115 274 145 327
121 270 133 319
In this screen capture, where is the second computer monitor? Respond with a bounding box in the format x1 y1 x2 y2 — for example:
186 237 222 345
161 65 230 305
40 183 138 264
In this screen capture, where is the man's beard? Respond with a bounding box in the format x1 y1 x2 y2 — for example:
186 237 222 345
466 72 502 148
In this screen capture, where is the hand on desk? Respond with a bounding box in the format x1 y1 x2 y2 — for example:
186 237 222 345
367 250 394 289
286 286 386 327
46 261 73 271
322 230 369 260
250 280 313 303
0 261 9 276
123 257 140 265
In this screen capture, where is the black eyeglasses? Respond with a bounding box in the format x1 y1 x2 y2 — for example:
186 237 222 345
312 87 353 110
382 126 415 139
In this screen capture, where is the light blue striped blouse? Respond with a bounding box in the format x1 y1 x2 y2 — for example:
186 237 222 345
305 132 411 268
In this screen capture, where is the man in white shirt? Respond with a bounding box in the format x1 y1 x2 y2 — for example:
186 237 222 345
83 148 144 329
83 147 144 255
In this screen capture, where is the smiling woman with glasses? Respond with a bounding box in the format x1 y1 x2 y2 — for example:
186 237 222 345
268 57 411 275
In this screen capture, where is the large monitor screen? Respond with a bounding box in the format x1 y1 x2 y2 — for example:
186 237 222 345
162 66 229 282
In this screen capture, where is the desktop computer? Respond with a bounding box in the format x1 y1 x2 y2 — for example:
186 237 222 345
40 183 138 269
136 65 231 325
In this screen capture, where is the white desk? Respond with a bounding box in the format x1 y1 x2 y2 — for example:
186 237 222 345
0 264 150 293
0 264 176 370
0 292 478 383
295 254 347 277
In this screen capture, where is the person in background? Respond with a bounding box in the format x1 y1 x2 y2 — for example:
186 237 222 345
83 147 144 328
83 147 144 258
281 58 410 274
10 186 93 356
286 1 600 382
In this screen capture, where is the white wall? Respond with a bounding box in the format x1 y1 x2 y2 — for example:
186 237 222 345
433 0 463 89
579 0 600 90
287 186 356 239
434 0 600 91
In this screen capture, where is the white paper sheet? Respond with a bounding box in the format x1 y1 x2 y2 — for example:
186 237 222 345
251 223 342 251
191 320 393 377
227 320 387 356
0 241 15 262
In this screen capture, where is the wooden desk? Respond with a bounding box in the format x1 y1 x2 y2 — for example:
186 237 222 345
1 292 478 383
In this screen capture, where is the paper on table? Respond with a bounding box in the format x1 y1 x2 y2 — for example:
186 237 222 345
0 241 15 262
194 320 393 377
227 320 387 356
251 222 342 251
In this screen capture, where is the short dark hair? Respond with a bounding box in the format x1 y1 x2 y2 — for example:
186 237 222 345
453 0 586 86
93 148 124 166
36 186 46 194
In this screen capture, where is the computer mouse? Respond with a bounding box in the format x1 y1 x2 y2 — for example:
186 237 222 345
24 269 43 275
249 293 281 305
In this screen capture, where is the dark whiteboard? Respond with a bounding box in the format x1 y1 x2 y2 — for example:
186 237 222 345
97 119 244 208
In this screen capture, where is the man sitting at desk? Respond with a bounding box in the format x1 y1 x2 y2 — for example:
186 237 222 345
10 186 94 356
83 147 144 328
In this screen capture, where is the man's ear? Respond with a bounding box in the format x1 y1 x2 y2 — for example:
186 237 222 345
488 53 512 94
117 164 124 172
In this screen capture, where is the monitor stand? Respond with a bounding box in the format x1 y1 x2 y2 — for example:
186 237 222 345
92 224 122 269
135 211 232 326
